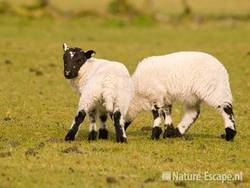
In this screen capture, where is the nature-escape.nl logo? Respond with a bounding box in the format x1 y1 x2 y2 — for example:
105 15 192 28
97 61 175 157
162 171 243 183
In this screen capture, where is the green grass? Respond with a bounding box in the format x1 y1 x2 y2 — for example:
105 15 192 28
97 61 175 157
2 0 250 20
2 0 250 15
0 14 250 188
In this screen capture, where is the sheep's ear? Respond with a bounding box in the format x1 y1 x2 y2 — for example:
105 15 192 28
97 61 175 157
63 43 69 52
85 50 96 59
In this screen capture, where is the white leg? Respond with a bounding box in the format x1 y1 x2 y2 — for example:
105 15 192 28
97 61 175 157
219 102 236 141
88 110 97 131
162 105 177 138
177 104 200 135
151 105 162 140
88 110 98 140
219 103 235 130
119 116 127 138
163 104 173 127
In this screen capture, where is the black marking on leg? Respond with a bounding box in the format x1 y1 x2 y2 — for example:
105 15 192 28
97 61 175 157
152 105 160 119
223 103 233 114
223 103 235 128
163 124 174 138
163 125 182 138
162 105 174 138
151 127 162 140
221 128 237 141
99 128 108 139
151 106 162 140
124 121 131 131
152 106 160 128
162 112 165 119
99 113 108 139
89 110 96 123
162 104 172 120
100 114 107 122
109 112 113 120
65 110 86 141
193 109 200 122
114 111 126 143
88 130 98 141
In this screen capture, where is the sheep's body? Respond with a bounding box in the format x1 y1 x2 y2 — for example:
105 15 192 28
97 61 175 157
71 58 132 116
63 48 133 142
126 51 236 141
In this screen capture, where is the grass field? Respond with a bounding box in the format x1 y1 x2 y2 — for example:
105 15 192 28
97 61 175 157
0 2 250 187
2 0 250 16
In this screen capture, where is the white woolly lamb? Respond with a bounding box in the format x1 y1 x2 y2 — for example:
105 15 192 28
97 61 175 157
62 43 133 143
125 51 236 141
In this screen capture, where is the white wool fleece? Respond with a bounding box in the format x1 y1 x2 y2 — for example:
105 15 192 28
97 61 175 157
126 51 233 121
70 57 133 117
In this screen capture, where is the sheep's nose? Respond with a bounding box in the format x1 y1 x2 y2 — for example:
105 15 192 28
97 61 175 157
65 71 70 76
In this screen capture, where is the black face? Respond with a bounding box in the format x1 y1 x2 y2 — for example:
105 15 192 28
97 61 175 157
62 45 95 79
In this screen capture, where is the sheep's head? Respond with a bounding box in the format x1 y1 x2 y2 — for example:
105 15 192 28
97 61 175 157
62 43 95 79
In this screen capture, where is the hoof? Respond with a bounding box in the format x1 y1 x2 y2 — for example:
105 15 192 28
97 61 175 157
163 126 182 138
163 124 175 138
99 128 108 139
151 127 162 140
65 129 76 141
116 136 127 143
88 130 98 141
221 128 237 141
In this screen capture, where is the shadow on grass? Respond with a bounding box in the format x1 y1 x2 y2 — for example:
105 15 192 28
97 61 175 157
189 133 222 140
59 127 226 142
126 130 149 137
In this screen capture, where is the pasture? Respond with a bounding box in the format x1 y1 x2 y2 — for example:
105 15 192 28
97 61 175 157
0 1 250 187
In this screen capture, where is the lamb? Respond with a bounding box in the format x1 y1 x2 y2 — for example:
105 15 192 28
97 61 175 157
62 43 133 143
124 51 236 141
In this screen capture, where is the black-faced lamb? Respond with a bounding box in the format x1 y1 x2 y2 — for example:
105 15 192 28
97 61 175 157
62 43 133 143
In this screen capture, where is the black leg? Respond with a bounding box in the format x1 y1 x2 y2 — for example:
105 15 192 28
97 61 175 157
99 113 109 139
99 128 108 139
109 112 113 120
114 111 127 143
88 130 98 141
65 110 86 141
152 126 162 140
151 105 162 140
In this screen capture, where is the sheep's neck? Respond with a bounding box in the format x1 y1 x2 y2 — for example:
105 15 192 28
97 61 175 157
69 61 93 94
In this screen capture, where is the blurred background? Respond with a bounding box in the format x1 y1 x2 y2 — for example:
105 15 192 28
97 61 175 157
1 0 250 23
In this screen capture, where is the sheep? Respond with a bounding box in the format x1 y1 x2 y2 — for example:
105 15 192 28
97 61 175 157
124 51 236 141
62 43 133 143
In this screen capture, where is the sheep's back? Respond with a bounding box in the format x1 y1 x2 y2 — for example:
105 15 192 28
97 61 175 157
132 51 230 103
